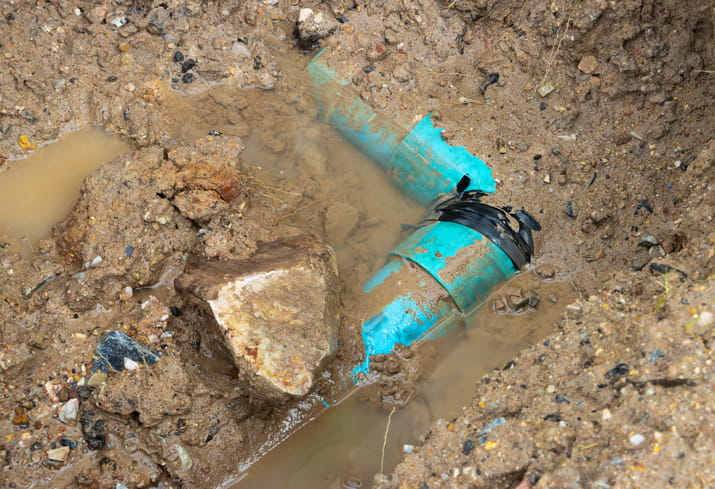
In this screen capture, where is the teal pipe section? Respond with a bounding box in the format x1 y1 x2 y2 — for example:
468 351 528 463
353 222 517 378
307 49 496 204
391 221 515 312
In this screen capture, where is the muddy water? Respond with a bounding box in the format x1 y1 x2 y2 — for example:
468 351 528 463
232 274 575 489
0 128 131 242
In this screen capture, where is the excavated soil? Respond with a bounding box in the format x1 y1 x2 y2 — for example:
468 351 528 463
0 1 712 488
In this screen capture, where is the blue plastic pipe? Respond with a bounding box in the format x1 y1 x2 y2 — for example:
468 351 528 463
308 50 495 205
307 50 527 379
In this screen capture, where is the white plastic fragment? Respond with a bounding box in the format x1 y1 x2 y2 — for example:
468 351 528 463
629 433 645 446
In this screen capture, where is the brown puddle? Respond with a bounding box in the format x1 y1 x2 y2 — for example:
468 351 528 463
230 274 576 489
0 128 131 242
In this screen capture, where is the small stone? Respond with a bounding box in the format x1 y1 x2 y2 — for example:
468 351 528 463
182 73 195 84
297 7 338 50
537 82 556 97
87 372 107 386
59 437 78 449
59 398 79 425
123 433 140 453
367 43 388 62
546 384 556 393
384 28 400 45
47 446 70 463
697 311 713 327
175 443 193 470
578 55 598 74
638 233 659 248
110 15 127 28
505 288 529 310
602 408 612 420
95 330 159 372
565 303 582 319
119 53 133 65
231 41 251 58
80 411 106 450
117 42 130 52
173 51 184 62
175 236 340 402
181 59 197 73
463 439 474 455
12 408 29 426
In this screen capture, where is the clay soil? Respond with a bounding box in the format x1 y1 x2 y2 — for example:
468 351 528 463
0 1 713 488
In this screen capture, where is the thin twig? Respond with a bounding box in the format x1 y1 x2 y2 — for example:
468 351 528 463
380 405 397 474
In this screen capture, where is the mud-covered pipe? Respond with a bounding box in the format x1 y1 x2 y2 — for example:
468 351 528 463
307 49 495 205
307 50 540 379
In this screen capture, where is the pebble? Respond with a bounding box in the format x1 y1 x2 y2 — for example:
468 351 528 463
87 372 107 386
59 398 79 425
602 408 612 420
12 407 29 426
175 443 193 470
80 411 106 450
181 59 197 73
47 446 70 463
384 28 400 45
231 41 251 58
110 15 127 28
462 438 474 455
182 73 194 84
123 432 140 453
638 233 659 248
565 303 582 319
578 55 598 74
696 311 713 327
537 82 556 97
95 330 159 371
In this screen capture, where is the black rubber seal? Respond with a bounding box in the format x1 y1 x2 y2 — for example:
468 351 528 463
427 176 541 270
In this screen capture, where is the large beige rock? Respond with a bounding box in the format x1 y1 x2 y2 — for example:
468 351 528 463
175 236 340 402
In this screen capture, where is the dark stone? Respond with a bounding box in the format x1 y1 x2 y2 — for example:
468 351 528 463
480 73 499 93
462 438 474 455
181 59 197 73
543 412 561 422
182 73 194 84
80 411 106 450
565 200 577 219
605 363 630 379
363 65 376 73
173 51 184 63
76 386 94 400
106 76 118 82
60 437 77 449
95 330 159 372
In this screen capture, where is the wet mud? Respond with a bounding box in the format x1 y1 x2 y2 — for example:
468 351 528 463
0 1 713 488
